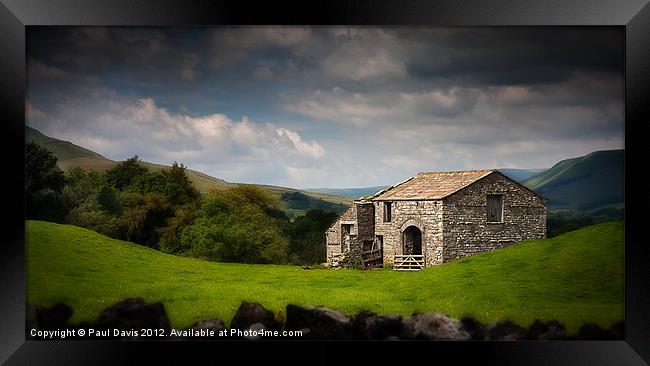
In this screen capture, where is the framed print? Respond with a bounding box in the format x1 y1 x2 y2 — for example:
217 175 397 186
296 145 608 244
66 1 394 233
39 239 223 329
1 0 648 364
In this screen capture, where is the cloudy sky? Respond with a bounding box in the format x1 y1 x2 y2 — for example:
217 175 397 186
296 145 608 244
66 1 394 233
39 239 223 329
26 27 624 189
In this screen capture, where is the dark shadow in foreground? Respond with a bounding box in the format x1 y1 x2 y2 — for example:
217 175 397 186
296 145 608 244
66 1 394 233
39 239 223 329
25 299 624 341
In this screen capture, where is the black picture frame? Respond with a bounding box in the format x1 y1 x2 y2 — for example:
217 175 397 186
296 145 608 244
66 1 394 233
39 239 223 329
1 0 647 364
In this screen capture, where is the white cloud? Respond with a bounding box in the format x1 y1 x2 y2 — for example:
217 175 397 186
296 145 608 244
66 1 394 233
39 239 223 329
112 99 325 163
192 114 232 139
276 128 325 159
27 93 327 184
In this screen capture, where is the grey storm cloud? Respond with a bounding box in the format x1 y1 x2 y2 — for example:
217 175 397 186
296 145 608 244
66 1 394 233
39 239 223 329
26 26 624 188
28 27 622 87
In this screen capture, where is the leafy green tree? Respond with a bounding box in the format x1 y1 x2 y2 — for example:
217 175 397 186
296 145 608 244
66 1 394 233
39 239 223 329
106 155 148 190
63 168 116 208
68 205 122 238
180 186 290 264
119 192 172 248
62 168 122 236
128 172 167 195
159 200 200 254
62 167 94 208
96 184 121 214
161 162 200 206
287 209 338 264
128 162 199 206
25 142 66 221
297 231 327 264
221 185 288 221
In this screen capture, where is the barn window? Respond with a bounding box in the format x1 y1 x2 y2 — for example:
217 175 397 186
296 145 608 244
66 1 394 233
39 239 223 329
383 202 392 222
342 224 352 236
487 195 503 222
363 240 374 251
376 235 384 250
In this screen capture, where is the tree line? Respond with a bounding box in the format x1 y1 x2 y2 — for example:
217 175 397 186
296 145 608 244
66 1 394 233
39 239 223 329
25 142 338 265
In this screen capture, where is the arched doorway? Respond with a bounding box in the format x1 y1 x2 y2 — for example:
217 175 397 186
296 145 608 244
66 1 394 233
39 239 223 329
402 226 422 255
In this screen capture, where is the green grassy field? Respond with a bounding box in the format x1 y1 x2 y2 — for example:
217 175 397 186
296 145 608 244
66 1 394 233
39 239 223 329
26 220 624 334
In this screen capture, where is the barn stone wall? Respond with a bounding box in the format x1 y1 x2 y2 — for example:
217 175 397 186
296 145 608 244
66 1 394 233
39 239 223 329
325 205 356 266
441 172 547 262
325 203 374 268
373 200 444 267
355 203 375 242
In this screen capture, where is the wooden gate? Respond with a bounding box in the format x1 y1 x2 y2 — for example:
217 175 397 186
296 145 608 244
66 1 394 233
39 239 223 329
361 248 383 268
393 255 425 271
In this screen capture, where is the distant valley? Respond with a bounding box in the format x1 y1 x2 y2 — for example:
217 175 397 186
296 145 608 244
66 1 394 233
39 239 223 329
304 186 389 199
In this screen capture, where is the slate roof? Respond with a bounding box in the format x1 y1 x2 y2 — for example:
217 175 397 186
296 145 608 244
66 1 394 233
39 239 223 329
368 169 496 201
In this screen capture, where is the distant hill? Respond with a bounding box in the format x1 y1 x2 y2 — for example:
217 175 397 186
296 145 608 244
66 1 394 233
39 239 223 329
25 126 107 161
524 150 624 212
497 168 547 182
26 126 350 216
304 186 388 199
26 126 232 191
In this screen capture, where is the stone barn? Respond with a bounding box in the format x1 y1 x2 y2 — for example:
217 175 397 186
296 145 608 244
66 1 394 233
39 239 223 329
325 170 547 270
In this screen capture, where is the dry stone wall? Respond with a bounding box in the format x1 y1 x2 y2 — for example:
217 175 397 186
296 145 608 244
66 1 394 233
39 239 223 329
29 299 622 340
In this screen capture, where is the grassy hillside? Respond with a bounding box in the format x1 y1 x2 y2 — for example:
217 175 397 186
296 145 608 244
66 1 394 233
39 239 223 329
26 220 623 333
26 126 106 161
26 126 232 191
524 150 624 212
26 126 350 213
